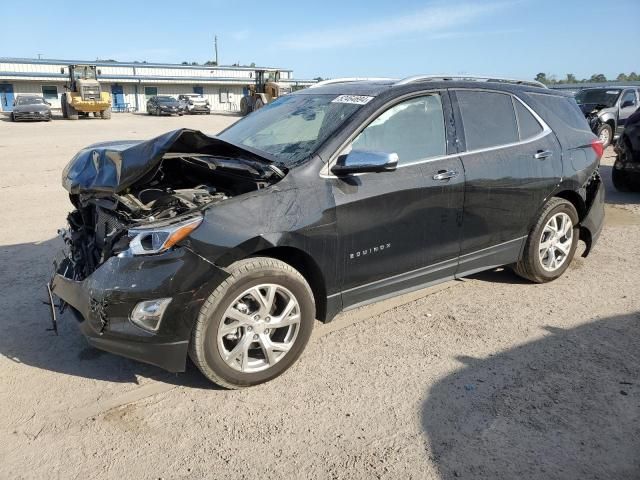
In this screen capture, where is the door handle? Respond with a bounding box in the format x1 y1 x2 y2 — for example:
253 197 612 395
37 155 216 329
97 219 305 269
534 150 553 160
432 169 458 181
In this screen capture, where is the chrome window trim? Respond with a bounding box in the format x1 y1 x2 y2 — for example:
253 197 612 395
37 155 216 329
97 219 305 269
320 89 552 179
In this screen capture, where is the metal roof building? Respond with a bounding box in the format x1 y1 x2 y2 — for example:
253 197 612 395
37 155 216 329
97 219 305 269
0 57 312 113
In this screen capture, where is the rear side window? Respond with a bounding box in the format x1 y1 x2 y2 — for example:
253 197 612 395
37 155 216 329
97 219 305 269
456 91 518 150
351 94 446 165
528 93 590 132
514 99 543 140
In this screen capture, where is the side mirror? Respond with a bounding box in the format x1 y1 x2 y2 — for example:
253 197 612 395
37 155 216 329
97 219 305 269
46 101 51 106
621 100 635 109
331 150 398 176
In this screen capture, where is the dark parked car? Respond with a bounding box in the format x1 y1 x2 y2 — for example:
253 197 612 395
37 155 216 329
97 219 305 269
49 76 604 388
613 106 640 191
146 95 183 116
575 87 640 147
11 95 52 121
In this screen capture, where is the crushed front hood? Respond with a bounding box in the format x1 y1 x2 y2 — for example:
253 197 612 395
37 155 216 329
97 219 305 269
62 128 270 195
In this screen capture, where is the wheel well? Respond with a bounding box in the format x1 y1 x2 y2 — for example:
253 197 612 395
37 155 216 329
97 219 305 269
554 191 586 221
605 119 616 130
251 247 328 322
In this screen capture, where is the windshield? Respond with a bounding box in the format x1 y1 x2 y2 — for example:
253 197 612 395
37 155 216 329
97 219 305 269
72 66 97 80
218 94 365 165
575 89 621 107
157 96 176 103
17 97 45 105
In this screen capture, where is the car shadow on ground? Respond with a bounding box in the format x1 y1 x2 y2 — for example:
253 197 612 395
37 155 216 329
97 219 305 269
0 236 220 390
421 312 640 480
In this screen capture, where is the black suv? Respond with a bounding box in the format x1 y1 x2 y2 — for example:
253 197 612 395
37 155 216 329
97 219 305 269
50 76 605 388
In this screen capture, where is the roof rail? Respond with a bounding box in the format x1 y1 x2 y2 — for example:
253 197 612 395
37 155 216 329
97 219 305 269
309 77 396 88
394 75 548 89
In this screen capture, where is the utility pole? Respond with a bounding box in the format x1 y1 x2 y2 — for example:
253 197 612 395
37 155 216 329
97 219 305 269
214 35 218 66
37 53 42 60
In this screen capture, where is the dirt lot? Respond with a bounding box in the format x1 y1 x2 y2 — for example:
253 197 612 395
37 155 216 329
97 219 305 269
1 113 639 480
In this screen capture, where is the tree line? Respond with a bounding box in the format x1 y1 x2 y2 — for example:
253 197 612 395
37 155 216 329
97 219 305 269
535 72 639 85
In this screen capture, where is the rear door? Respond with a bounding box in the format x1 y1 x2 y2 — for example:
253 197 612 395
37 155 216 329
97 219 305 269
451 89 562 275
331 91 464 307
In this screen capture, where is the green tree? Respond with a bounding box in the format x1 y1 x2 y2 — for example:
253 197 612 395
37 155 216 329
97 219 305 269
534 72 548 84
566 73 577 83
590 73 607 83
617 73 628 82
204 60 217 66
628 72 639 81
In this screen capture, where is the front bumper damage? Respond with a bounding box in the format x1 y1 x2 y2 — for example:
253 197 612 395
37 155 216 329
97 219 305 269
49 246 228 372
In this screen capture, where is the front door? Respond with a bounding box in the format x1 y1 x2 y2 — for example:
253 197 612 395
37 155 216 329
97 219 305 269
111 85 124 107
618 89 639 134
0 84 14 112
451 89 563 275
332 92 464 308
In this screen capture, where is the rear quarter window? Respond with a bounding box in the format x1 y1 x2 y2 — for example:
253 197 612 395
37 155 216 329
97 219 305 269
525 92 593 150
527 93 590 132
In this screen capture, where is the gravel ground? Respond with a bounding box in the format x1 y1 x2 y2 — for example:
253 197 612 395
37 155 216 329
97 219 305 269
0 113 638 480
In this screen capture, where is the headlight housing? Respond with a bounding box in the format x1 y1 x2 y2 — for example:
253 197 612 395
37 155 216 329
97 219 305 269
125 216 202 256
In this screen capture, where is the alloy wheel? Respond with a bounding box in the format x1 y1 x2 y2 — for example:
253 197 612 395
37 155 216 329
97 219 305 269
538 212 573 272
217 284 301 373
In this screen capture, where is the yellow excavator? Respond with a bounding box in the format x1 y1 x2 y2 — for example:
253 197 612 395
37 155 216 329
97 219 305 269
240 70 292 116
60 64 111 120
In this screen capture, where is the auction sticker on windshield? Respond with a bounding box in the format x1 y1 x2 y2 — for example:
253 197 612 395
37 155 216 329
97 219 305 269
331 95 374 105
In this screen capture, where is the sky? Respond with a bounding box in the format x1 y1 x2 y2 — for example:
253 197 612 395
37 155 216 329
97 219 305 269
2 0 639 81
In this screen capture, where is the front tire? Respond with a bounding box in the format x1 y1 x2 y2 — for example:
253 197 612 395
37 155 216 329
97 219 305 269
189 257 315 389
10 112 15 122
597 124 613 148
514 198 579 283
101 107 112 119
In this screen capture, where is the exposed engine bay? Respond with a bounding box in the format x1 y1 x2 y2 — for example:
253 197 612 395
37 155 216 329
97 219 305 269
63 152 285 279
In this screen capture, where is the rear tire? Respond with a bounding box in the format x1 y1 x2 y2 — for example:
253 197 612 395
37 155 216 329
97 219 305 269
189 257 315 389
597 124 613 148
514 198 579 283
101 107 112 119
10 112 15 122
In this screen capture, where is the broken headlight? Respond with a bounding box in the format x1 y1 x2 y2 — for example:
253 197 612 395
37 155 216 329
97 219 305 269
124 216 202 256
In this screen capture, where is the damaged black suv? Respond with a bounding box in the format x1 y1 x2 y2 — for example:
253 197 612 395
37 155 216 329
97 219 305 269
50 76 605 388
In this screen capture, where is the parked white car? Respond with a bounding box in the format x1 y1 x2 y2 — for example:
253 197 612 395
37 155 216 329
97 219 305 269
178 94 210 114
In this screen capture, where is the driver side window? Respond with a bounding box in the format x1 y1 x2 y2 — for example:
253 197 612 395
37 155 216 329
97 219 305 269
351 94 446 165
621 90 637 108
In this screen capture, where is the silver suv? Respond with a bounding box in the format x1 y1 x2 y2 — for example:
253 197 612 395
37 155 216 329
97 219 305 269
178 94 211 114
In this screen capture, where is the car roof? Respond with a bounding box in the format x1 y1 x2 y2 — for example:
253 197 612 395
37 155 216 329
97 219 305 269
297 78 559 98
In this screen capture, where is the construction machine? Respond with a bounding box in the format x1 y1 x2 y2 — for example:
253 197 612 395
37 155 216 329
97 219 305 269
240 70 293 116
60 64 112 120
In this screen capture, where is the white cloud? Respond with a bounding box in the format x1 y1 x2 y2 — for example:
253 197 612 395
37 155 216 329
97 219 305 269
277 2 516 50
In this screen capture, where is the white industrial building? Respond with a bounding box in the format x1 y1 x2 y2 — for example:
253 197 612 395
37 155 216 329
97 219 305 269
0 58 312 113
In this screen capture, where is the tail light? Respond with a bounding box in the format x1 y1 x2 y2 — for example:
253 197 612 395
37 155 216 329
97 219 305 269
590 138 604 161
